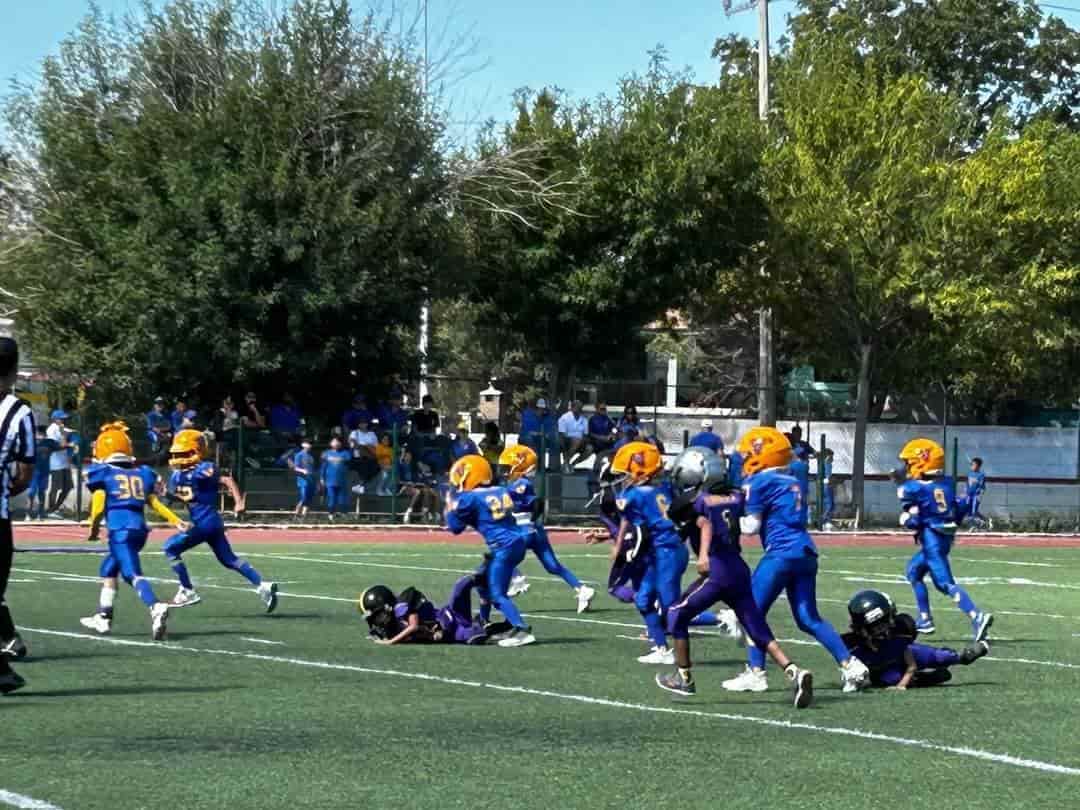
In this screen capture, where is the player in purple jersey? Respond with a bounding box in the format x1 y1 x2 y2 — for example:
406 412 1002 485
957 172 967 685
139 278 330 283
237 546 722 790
655 448 813 707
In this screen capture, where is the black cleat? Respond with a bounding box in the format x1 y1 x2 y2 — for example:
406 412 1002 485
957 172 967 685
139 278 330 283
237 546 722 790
0 670 26 694
656 669 696 697
0 635 27 660
960 640 990 665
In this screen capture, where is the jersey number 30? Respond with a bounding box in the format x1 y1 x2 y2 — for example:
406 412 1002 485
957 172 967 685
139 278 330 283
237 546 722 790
114 474 146 501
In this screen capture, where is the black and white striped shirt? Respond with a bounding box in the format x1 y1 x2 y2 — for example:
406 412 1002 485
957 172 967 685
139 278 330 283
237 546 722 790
0 394 35 520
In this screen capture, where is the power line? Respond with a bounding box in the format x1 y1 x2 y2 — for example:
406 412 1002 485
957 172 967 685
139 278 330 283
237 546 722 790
1042 3 1080 13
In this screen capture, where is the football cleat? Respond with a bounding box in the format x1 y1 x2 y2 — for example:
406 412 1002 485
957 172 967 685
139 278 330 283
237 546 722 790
637 646 675 665
0 635 28 660
841 657 870 693
915 618 936 635
171 587 202 608
508 575 530 598
150 603 170 641
497 629 536 648
722 667 769 693
79 614 112 635
656 669 695 696
960 640 991 665
0 670 26 694
575 585 596 614
788 667 814 709
259 582 279 614
971 612 993 643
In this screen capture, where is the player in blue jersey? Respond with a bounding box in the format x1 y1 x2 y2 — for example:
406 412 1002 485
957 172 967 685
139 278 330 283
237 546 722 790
320 437 352 521
79 423 185 640
788 445 810 526
497 444 595 614
966 457 990 530
611 441 688 666
164 430 279 612
723 427 870 695
444 454 534 647
291 440 316 519
894 439 992 641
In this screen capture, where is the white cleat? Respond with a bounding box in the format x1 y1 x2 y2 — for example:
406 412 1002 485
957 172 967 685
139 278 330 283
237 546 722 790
841 656 870 693
575 585 596 614
171 587 202 608
722 667 769 693
497 629 536 648
258 582 279 614
508 575 530 598
79 613 112 635
637 646 675 665
150 603 170 641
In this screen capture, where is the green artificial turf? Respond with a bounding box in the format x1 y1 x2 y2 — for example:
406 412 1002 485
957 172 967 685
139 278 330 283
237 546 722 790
2 540 1078 809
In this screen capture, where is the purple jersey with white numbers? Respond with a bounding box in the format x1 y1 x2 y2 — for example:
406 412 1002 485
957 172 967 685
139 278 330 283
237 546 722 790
695 491 744 558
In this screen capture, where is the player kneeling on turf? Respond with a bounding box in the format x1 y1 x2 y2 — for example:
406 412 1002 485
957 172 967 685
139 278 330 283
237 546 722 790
844 590 989 690
360 574 512 645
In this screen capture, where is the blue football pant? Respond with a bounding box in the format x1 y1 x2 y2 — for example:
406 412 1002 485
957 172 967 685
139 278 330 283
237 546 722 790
99 530 159 607
747 551 850 669
164 523 262 588
486 539 528 629
325 485 349 513
636 543 689 649
525 525 582 589
906 529 978 618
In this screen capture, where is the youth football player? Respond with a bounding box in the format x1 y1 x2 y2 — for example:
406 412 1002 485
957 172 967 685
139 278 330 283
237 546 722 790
894 439 993 641
79 422 184 639
360 575 511 646
292 440 316 519
164 430 279 612
498 444 595 613
966 457 989 530
444 454 534 647
656 447 813 707
723 427 869 694
845 589 989 689
320 437 351 520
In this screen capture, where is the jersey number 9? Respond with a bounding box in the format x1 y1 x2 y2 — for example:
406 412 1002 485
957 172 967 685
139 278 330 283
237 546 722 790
933 488 949 514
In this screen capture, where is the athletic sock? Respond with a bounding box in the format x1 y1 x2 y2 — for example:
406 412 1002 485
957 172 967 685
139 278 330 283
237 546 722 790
171 562 194 590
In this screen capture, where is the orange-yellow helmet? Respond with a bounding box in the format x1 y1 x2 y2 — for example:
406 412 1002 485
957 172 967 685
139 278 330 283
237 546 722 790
498 444 537 482
95 421 134 465
170 429 207 468
611 441 663 486
737 427 793 477
449 454 493 492
899 438 945 479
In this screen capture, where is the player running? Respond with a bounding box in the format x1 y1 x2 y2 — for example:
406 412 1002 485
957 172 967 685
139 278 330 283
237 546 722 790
497 444 595 613
722 427 869 695
894 438 993 642
163 430 279 613
79 422 185 640
656 447 813 707
444 454 535 647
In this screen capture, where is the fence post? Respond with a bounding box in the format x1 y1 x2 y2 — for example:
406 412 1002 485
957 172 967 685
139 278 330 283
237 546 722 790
538 431 547 500
682 429 689 451
237 420 246 494
818 433 826 530
74 409 84 522
952 436 959 481
390 422 399 524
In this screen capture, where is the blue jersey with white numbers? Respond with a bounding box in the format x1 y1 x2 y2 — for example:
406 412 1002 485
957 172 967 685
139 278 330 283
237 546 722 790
743 468 815 558
967 471 986 498
169 462 223 528
446 486 526 551
788 458 810 524
506 477 539 530
899 476 960 535
618 482 681 549
86 463 160 533
320 449 351 487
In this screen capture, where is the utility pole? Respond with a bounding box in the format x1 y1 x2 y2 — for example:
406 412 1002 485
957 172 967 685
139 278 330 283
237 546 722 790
418 0 430 402
724 0 775 425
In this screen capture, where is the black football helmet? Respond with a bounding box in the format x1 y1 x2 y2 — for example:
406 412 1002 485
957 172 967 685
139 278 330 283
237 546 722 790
359 585 395 617
848 589 897 642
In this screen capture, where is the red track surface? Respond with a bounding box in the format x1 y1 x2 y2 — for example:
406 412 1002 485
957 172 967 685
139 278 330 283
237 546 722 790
12 523 1080 547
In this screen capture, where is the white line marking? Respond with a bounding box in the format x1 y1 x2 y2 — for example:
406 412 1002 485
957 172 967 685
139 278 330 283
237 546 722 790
0 789 64 809
988 656 1080 671
20 626 1080 777
824 568 1080 591
241 637 286 646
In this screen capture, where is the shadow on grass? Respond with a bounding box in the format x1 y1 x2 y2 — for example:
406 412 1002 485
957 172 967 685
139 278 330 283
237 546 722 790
21 684 238 698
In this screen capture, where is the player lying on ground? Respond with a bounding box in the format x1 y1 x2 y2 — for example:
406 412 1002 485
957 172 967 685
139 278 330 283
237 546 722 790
724 427 869 695
498 444 595 614
893 439 993 642
655 447 813 708
164 430 278 613
844 590 989 690
444 454 535 647
80 422 183 640
360 574 513 645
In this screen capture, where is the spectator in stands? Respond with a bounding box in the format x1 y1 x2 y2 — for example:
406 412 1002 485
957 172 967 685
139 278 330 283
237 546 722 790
642 423 666 455
479 422 504 468
588 403 616 457
375 392 410 437
401 461 441 525
727 448 744 489
558 400 589 472
147 397 172 452
270 392 303 437
180 409 197 430
451 424 479 460
374 433 395 496
613 423 639 452
689 419 723 453
408 394 439 475
342 394 372 436
242 392 266 430
786 424 816 459
520 397 558 470
45 409 74 517
171 400 188 434
291 440 316 520
215 396 240 434
349 418 381 493
619 405 642 434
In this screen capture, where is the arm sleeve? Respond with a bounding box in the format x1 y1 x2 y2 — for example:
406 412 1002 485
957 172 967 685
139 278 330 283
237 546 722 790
88 490 107 535
147 494 184 527
446 496 473 535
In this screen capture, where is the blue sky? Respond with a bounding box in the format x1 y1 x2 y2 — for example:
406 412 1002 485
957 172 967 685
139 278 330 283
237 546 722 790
0 0 792 133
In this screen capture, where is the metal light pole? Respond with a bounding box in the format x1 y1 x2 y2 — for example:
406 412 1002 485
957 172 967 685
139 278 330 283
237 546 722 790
418 0 431 402
724 0 775 425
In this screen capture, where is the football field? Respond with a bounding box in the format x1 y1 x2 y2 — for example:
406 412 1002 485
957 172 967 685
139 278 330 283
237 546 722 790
3 529 1079 810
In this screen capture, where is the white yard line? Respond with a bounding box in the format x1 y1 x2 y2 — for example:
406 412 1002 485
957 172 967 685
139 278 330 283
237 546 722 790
21 627 1080 777
0 789 64 810
240 637 286 646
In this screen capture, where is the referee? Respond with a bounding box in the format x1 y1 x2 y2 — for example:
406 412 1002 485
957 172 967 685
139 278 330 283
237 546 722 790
0 337 34 693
